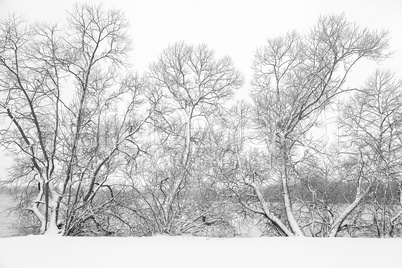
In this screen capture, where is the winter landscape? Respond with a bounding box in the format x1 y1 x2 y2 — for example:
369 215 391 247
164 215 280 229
1 0 402 267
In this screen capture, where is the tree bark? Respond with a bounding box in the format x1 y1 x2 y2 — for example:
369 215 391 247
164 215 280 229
280 135 304 236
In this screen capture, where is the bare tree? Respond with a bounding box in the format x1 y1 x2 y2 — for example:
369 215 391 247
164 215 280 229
0 3 148 235
338 70 402 237
123 42 243 235
248 14 390 236
0 14 66 233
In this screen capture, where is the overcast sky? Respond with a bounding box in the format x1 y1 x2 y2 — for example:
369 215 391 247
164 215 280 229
0 0 401 176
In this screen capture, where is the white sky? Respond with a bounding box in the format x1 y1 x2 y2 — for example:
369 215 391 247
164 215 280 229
0 0 401 176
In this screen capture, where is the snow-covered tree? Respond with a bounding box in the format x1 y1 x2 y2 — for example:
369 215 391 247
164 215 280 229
0 3 148 235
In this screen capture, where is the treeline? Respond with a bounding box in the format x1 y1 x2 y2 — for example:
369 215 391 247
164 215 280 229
263 180 401 205
0 3 401 238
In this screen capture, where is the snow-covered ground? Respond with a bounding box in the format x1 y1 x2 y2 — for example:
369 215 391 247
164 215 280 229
0 235 400 268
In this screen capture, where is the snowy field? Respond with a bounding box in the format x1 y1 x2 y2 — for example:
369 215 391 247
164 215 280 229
0 235 400 268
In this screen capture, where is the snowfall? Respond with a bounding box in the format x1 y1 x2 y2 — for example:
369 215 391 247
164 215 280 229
0 235 401 268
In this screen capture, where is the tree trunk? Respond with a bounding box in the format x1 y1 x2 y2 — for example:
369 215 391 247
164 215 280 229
329 192 367 237
280 135 304 236
251 183 295 236
161 107 194 233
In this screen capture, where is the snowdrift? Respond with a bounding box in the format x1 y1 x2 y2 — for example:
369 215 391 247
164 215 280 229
0 235 400 268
